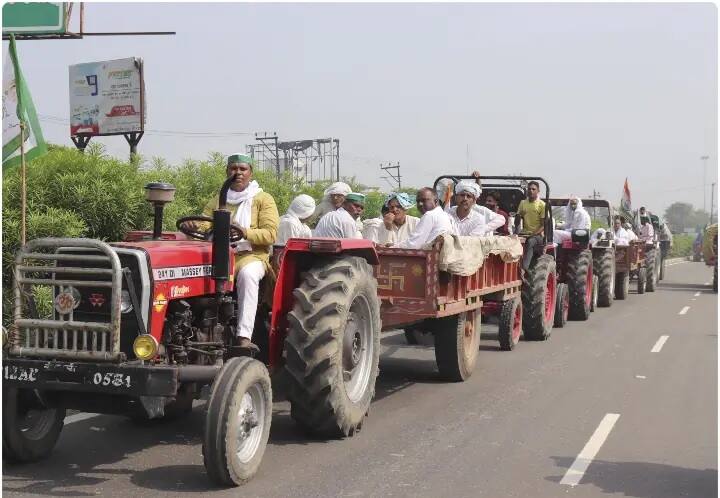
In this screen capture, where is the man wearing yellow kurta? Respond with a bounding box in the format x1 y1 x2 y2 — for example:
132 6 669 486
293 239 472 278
201 153 279 350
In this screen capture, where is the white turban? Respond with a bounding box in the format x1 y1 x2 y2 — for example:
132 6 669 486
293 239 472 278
455 181 481 198
287 194 316 220
323 182 352 198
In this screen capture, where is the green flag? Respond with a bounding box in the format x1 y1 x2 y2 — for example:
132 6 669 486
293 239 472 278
2 34 47 170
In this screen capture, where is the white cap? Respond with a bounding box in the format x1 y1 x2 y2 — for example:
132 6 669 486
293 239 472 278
288 194 316 220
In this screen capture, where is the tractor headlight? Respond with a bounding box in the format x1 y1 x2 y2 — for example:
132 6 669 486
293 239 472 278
133 334 158 360
120 290 134 314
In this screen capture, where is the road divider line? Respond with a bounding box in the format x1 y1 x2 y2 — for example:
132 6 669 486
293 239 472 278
651 335 669 353
560 413 620 486
65 412 100 424
678 306 690 315
694 292 701 297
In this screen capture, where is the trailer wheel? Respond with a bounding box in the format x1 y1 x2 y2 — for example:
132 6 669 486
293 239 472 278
658 252 666 281
432 309 481 380
614 272 629 300
498 298 522 350
2 388 65 463
590 275 599 312
522 254 556 341
645 249 657 292
595 249 615 307
637 267 647 294
567 249 593 321
285 256 381 437
203 357 272 486
553 283 569 328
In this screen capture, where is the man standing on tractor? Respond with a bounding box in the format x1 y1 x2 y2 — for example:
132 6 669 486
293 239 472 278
201 153 280 350
639 214 655 242
314 193 365 239
394 187 454 249
553 197 591 244
485 190 511 235
446 182 505 236
515 180 546 275
277 194 316 245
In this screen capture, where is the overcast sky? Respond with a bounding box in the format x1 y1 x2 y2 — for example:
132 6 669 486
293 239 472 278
6 2 718 215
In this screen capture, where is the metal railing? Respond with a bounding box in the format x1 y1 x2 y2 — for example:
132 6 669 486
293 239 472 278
11 238 123 362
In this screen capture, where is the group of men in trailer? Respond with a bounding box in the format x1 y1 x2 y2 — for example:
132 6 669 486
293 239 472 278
196 153 671 351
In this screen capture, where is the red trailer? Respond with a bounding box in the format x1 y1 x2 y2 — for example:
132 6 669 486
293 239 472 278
614 240 647 298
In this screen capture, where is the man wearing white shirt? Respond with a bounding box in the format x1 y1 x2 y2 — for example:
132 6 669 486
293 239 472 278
639 215 655 242
394 188 454 249
613 217 632 246
445 181 505 236
365 192 420 244
553 197 592 244
277 194 316 245
313 193 365 239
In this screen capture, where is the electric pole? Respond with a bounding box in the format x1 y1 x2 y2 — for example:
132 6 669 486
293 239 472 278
701 155 709 214
380 162 401 190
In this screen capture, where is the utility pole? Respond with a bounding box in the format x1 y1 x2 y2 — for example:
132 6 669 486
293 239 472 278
380 162 401 190
711 182 716 224
701 155 709 214
254 132 280 176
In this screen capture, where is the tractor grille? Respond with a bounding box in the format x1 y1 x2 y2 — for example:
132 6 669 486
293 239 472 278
11 239 125 362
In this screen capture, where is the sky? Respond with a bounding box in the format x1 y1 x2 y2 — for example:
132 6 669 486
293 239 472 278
5 2 718 216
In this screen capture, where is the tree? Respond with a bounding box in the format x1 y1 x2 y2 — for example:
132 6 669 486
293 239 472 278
664 202 694 233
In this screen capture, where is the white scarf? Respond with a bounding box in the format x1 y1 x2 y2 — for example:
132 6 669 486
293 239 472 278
226 180 262 252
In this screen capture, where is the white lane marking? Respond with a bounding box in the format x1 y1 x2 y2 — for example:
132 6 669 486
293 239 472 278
65 412 100 424
678 306 690 315
651 335 669 353
560 413 620 486
635 375 647 379
704 282 711 285
694 292 701 297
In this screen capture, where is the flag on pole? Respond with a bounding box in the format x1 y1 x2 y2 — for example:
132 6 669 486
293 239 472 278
619 177 636 228
2 34 47 170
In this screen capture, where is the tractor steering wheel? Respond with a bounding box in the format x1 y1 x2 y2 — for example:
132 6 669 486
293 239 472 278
176 215 245 243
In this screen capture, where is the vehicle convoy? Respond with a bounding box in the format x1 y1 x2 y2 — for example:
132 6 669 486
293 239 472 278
434 175 558 344
702 223 718 292
614 240 650 298
3 176 525 486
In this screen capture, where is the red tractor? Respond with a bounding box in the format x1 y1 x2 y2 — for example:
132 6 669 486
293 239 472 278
433 175 558 348
3 175 525 485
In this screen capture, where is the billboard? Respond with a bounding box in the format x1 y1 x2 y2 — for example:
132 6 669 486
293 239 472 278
3 3 67 35
69 57 145 136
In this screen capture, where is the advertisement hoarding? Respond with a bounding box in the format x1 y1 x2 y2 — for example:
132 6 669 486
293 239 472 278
69 57 145 136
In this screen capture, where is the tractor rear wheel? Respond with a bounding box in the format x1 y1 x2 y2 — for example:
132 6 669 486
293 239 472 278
567 249 593 321
285 256 381 437
498 297 522 350
2 388 65 464
203 357 272 486
637 268 647 294
614 272 629 300
645 249 657 292
433 310 481 381
590 275 599 312
522 254 556 341
595 249 615 307
553 283 569 328
658 251 666 281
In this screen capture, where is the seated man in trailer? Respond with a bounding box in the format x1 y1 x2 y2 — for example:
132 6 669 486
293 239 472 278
313 192 365 239
638 215 655 243
484 190 511 235
445 181 506 236
276 194 316 245
393 187 454 249
552 196 591 244
364 192 420 245
613 217 632 246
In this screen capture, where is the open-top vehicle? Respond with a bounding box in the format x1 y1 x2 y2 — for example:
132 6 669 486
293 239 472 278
434 175 559 344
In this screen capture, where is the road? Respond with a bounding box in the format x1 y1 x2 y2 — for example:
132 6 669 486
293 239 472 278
3 260 717 498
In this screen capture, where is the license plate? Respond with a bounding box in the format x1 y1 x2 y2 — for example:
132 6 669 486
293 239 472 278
89 371 132 389
3 364 39 383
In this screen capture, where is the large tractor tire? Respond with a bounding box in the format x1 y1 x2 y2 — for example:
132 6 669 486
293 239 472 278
553 283 569 328
637 268 647 294
594 249 615 307
522 254 557 341
285 256 381 437
614 272 629 300
498 297 522 351
567 249 593 321
3 388 65 463
645 249 657 292
432 310 481 381
203 357 272 486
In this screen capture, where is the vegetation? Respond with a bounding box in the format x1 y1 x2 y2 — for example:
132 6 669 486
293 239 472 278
669 234 694 258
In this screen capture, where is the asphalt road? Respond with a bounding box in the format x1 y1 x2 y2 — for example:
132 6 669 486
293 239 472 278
3 260 717 498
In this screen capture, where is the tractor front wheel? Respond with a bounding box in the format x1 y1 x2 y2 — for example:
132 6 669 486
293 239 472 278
498 297 523 350
614 272 629 300
567 249 593 321
203 357 272 486
2 388 65 463
554 283 569 328
595 249 615 307
285 256 381 437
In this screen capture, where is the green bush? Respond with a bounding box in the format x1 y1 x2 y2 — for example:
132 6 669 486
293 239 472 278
669 234 693 258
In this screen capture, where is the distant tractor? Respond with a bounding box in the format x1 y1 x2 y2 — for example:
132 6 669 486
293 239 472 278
702 224 718 292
